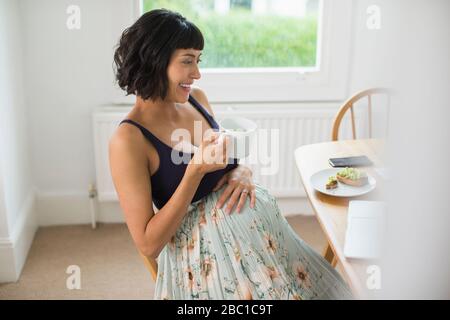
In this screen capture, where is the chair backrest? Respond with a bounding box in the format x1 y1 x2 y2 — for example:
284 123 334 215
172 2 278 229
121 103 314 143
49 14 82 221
331 88 391 141
139 251 158 282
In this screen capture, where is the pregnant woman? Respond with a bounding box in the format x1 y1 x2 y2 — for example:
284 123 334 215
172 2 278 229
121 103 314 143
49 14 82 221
109 9 353 300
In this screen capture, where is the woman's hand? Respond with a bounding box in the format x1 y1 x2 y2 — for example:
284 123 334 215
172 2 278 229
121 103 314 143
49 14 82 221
187 131 230 176
213 165 256 214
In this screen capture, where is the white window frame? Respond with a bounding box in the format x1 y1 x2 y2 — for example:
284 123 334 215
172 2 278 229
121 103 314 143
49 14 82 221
129 0 353 103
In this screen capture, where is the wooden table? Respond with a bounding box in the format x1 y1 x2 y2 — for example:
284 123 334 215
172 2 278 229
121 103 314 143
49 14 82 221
294 139 386 299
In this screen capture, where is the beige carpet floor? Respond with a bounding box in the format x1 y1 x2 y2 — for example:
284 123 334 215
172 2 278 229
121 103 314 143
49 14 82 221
0 214 328 300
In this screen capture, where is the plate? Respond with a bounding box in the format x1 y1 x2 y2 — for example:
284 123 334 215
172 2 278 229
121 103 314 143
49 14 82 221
310 168 376 197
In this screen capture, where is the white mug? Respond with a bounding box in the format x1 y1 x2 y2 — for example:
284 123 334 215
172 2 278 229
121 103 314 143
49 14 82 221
218 117 257 159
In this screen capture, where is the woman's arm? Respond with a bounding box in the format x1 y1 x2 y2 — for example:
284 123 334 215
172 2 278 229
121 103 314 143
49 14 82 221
109 128 205 259
142 165 204 259
109 126 229 259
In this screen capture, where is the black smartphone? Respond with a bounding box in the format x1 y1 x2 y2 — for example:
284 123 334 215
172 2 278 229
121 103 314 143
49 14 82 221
328 155 373 167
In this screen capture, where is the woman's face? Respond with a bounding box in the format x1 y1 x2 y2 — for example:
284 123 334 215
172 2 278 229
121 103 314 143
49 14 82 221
166 48 202 103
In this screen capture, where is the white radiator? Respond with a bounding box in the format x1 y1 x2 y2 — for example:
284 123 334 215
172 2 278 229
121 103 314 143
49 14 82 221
93 104 362 202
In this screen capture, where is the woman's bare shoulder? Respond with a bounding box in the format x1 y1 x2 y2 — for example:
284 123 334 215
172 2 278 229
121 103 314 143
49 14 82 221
190 86 215 117
109 119 147 156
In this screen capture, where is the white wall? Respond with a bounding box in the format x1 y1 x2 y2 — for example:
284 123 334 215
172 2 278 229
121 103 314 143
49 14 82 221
22 0 133 191
348 0 395 93
347 0 450 298
377 0 450 299
0 0 37 282
21 0 137 225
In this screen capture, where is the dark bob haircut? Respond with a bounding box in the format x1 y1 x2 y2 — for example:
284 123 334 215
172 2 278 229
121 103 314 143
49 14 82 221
113 9 204 101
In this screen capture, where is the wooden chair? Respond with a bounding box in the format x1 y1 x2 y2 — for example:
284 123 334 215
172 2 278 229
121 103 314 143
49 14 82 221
324 88 391 268
139 251 158 282
331 88 391 141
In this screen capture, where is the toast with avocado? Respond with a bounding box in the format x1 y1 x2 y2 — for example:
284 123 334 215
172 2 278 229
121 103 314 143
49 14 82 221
326 176 338 189
335 167 368 187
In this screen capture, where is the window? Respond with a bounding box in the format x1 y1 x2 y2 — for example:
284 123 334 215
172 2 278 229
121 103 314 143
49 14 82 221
137 0 353 103
143 0 320 69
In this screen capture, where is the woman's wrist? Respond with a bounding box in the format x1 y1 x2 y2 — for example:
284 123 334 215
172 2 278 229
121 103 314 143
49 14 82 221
186 162 205 179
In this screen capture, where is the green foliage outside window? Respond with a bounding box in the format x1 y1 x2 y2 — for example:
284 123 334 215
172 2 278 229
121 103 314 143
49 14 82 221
143 0 318 68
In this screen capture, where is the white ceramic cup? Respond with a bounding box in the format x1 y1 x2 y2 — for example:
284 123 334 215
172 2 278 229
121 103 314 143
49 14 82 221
218 117 257 159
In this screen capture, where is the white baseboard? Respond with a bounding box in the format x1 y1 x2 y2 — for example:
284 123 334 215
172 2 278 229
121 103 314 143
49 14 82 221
36 191 123 226
36 191 313 227
0 241 15 282
0 191 38 283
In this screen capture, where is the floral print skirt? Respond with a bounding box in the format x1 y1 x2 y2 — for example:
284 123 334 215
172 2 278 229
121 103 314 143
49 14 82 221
154 183 353 300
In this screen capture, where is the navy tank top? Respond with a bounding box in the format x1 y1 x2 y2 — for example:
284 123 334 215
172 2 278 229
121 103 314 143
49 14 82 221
119 95 239 210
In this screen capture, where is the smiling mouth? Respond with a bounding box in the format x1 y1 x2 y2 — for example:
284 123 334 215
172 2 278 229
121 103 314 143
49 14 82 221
179 83 192 94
